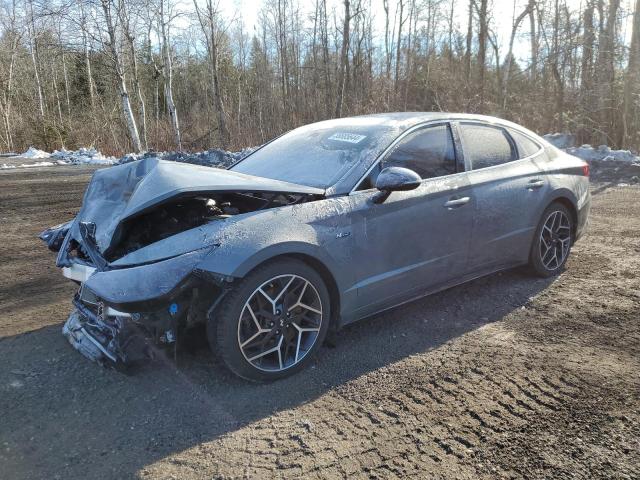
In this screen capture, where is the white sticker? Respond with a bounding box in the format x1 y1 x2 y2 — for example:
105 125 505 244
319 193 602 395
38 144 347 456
328 132 367 144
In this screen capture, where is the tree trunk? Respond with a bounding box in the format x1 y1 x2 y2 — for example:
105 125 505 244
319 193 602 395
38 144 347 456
61 54 70 117
465 0 473 83
447 0 455 65
27 0 45 121
622 0 640 147
529 0 537 82
194 0 229 148
120 4 148 151
101 0 142 153
579 1 595 144
160 0 180 150
79 3 95 115
384 0 391 80
551 0 564 131
595 0 621 144
335 0 350 117
394 0 405 96
0 28 19 151
478 0 488 110
52 67 64 126
502 2 532 110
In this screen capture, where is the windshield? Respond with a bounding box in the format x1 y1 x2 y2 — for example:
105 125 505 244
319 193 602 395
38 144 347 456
231 120 400 189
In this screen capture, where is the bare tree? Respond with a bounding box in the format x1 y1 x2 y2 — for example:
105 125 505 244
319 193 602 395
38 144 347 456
623 0 640 146
394 0 406 95
27 0 45 120
477 0 488 109
335 0 350 117
465 0 473 83
595 0 621 143
502 1 533 111
528 0 537 82
194 0 229 148
0 0 21 150
100 0 143 152
120 0 149 150
158 0 181 150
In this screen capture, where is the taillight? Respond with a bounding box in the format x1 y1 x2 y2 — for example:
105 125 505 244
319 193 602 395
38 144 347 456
582 163 590 177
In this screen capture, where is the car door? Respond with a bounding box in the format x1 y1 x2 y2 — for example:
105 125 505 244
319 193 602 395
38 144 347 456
347 123 474 318
457 122 550 272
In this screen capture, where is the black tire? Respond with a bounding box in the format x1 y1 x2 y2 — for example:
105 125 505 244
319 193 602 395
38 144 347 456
208 258 331 382
528 202 574 277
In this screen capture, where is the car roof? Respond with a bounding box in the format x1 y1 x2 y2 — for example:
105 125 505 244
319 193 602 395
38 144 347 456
333 112 536 133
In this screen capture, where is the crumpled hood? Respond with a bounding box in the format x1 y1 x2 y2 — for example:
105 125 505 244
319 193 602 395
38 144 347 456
65 157 324 254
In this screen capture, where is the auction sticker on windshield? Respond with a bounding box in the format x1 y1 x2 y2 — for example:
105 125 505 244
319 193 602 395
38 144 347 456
328 132 367 144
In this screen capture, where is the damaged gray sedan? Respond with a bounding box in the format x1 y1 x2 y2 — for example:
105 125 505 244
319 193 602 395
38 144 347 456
41 113 590 381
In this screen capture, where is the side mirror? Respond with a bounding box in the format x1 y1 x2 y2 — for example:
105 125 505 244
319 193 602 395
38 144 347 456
373 166 421 203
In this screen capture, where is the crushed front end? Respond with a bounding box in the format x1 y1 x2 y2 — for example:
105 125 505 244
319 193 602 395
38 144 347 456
53 237 219 369
39 158 322 370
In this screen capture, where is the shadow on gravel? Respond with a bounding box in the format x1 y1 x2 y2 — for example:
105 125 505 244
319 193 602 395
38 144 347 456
0 267 554 479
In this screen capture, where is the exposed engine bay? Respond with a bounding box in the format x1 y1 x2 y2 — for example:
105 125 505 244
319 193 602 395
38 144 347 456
106 191 316 261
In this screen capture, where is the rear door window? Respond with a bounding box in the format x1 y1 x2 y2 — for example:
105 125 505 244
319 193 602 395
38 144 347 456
381 124 457 179
508 129 542 158
460 123 516 170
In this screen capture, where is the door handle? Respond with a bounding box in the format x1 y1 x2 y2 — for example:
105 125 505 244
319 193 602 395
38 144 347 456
527 179 545 189
444 196 470 208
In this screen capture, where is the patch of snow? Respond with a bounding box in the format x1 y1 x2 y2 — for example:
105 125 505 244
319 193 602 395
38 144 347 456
22 161 56 168
543 133 575 149
1 161 56 169
2 145 252 171
21 147 51 159
117 147 255 169
565 144 640 164
50 147 116 165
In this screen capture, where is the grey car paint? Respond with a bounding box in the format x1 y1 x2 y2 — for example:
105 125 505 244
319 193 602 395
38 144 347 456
42 112 590 366
346 170 475 319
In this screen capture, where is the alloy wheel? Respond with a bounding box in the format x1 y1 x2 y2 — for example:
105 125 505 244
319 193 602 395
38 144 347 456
539 210 571 271
237 274 323 372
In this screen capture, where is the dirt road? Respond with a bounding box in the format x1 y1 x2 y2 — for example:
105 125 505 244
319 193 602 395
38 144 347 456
1 166 638 479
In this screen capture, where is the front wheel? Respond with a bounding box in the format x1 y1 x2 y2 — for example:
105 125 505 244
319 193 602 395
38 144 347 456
209 258 331 382
528 202 573 277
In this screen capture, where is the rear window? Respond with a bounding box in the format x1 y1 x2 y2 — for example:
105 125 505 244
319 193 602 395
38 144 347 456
460 123 515 170
509 129 542 158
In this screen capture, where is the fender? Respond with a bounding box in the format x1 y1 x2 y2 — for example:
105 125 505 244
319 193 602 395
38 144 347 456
198 240 349 293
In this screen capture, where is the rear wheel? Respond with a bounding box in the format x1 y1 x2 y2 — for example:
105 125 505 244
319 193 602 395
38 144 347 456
528 202 573 277
209 258 330 381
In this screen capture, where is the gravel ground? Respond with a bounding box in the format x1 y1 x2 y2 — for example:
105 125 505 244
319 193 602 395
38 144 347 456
0 165 638 479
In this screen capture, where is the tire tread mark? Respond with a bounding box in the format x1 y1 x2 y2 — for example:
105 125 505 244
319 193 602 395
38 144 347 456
505 377 559 411
466 409 503 433
524 376 567 403
433 438 464 459
414 383 445 406
354 405 384 426
496 400 528 420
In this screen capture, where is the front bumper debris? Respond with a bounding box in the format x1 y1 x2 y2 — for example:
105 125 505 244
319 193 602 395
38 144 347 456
62 310 115 364
62 296 158 369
